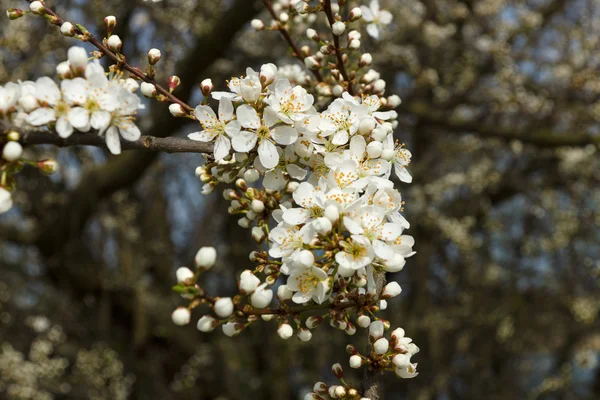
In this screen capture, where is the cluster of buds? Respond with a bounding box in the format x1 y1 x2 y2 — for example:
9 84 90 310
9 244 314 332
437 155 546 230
305 364 370 400
347 321 419 379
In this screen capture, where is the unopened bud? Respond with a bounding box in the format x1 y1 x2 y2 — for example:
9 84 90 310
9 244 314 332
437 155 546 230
176 267 194 284
147 48 162 65
251 19 264 30
306 28 319 41
200 79 213 97
171 307 191 326
169 103 186 117
104 15 117 32
2 141 23 162
6 8 24 20
107 35 122 52
349 39 361 49
332 21 346 36
195 246 217 270
349 354 362 368
37 159 59 174
331 363 343 379
277 323 293 340
140 82 157 98
29 1 44 14
388 94 402 108
168 76 181 92
306 316 323 329
304 56 320 70
360 53 373 67
349 7 362 21
60 22 75 37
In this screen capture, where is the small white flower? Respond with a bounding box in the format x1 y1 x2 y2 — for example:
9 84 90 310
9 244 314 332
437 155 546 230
360 0 393 39
214 297 234 318
277 284 294 301
395 363 418 379
369 320 384 340
188 98 239 161
287 265 329 304
222 321 241 337
0 82 21 117
335 235 375 275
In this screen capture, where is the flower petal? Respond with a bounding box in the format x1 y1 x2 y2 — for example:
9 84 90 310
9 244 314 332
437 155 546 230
105 126 121 155
258 140 279 169
231 130 258 152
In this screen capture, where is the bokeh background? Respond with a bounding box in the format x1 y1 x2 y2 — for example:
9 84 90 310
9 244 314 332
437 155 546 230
1 0 599 399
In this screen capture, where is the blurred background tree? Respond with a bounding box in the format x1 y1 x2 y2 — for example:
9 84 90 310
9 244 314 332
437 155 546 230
0 0 599 399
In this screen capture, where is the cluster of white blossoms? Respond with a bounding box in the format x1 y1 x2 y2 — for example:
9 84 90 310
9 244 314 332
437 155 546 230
4 0 419 392
0 46 143 156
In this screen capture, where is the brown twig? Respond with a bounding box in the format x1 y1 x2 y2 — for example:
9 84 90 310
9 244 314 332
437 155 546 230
19 129 213 154
323 0 354 95
27 0 194 113
263 0 324 82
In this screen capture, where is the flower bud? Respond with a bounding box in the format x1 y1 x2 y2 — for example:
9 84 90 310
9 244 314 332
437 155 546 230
349 355 362 368
2 141 22 162
239 270 260 294
6 9 24 20
306 28 319 41
349 7 362 21
306 316 322 329
313 217 332 235
359 53 373 67
176 267 194 283
345 322 357 335
107 35 122 52
251 283 273 308
251 226 265 243
196 315 216 332
222 321 241 337
277 323 293 340
171 307 191 326
238 217 250 228
243 168 259 183
313 381 328 394
277 284 293 301
140 82 157 98
382 281 402 299
369 320 384 341
366 141 383 159
349 39 361 49
279 12 289 22
373 337 389 354
251 19 264 30
381 148 395 161
60 22 75 37
214 297 234 318
296 250 314 268
331 363 343 379
68 47 88 75
261 314 274 321
332 85 343 97
392 353 411 369
373 79 386 92
348 30 361 41
334 386 346 398
195 246 217 269
260 63 277 85
324 205 339 222
357 315 371 328
29 1 44 14
147 48 161 65
200 78 213 97
390 331 407 347
387 94 402 108
297 328 312 342
37 159 59 174
169 103 186 117
304 56 320 70
168 76 181 92
104 16 117 32
250 199 265 213
332 21 346 36
359 118 376 135
379 299 388 310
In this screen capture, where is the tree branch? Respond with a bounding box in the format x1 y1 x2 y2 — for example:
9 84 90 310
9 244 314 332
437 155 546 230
18 129 213 154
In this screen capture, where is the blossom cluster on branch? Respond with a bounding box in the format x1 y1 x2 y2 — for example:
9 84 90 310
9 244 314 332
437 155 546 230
2 0 419 396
